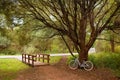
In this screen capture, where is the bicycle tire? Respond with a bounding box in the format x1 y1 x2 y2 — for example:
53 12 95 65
83 61 93 71
69 60 78 70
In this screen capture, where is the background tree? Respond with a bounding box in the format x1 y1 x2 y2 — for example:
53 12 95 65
19 0 120 62
96 12 120 53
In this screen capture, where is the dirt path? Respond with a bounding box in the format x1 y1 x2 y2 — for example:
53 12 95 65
15 57 118 80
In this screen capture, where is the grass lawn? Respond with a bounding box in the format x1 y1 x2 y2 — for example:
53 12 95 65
50 56 62 64
0 59 30 80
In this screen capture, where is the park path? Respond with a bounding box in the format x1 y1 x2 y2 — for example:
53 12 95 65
15 57 118 80
0 48 96 61
0 53 78 61
0 48 95 60
0 55 22 61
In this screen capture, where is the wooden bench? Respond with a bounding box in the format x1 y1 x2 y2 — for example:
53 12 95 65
22 53 50 67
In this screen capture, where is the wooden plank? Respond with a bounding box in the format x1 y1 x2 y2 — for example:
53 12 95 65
34 62 49 66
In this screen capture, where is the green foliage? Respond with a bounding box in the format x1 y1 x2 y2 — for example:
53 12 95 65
18 27 31 46
0 14 7 28
50 37 68 53
31 38 52 53
89 52 120 77
0 49 19 55
95 40 111 52
0 36 10 47
0 32 11 50
0 59 29 80
23 44 40 54
115 46 120 53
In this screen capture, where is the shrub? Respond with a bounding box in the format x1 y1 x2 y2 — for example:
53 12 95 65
115 46 120 53
22 45 40 54
0 36 10 50
0 50 18 55
89 52 120 77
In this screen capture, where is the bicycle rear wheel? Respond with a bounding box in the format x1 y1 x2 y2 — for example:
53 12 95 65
69 60 78 70
83 61 93 71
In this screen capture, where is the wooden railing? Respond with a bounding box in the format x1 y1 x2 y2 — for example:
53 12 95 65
22 53 50 67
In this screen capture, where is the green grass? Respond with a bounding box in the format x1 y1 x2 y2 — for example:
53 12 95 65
89 52 120 77
50 56 62 64
0 59 29 80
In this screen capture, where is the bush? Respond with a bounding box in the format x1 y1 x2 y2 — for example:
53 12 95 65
89 52 120 77
0 36 10 49
115 46 120 53
0 50 18 55
22 45 40 54
89 52 120 69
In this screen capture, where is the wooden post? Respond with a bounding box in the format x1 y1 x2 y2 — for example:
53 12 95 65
39 54 40 61
25 54 26 63
32 56 34 67
34 55 36 61
22 54 23 62
28 55 30 65
43 55 44 62
47 55 50 64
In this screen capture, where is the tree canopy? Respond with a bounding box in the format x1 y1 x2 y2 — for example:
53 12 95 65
17 0 120 61
0 0 120 61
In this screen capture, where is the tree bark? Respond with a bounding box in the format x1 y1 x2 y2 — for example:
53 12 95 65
110 38 115 52
79 48 89 62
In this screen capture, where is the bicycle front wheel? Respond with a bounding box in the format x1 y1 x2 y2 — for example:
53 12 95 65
83 61 93 71
69 60 78 70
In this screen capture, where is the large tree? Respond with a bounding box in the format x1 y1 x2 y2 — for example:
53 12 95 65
19 0 120 62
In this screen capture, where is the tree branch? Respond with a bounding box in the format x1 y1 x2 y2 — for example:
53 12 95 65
98 4 120 34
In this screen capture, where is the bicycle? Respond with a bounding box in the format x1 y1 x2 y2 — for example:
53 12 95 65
69 58 93 71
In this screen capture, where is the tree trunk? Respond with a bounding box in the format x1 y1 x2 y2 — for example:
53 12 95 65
110 33 115 52
79 48 89 62
110 38 115 52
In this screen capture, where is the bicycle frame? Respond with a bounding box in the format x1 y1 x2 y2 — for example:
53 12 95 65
74 58 86 68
